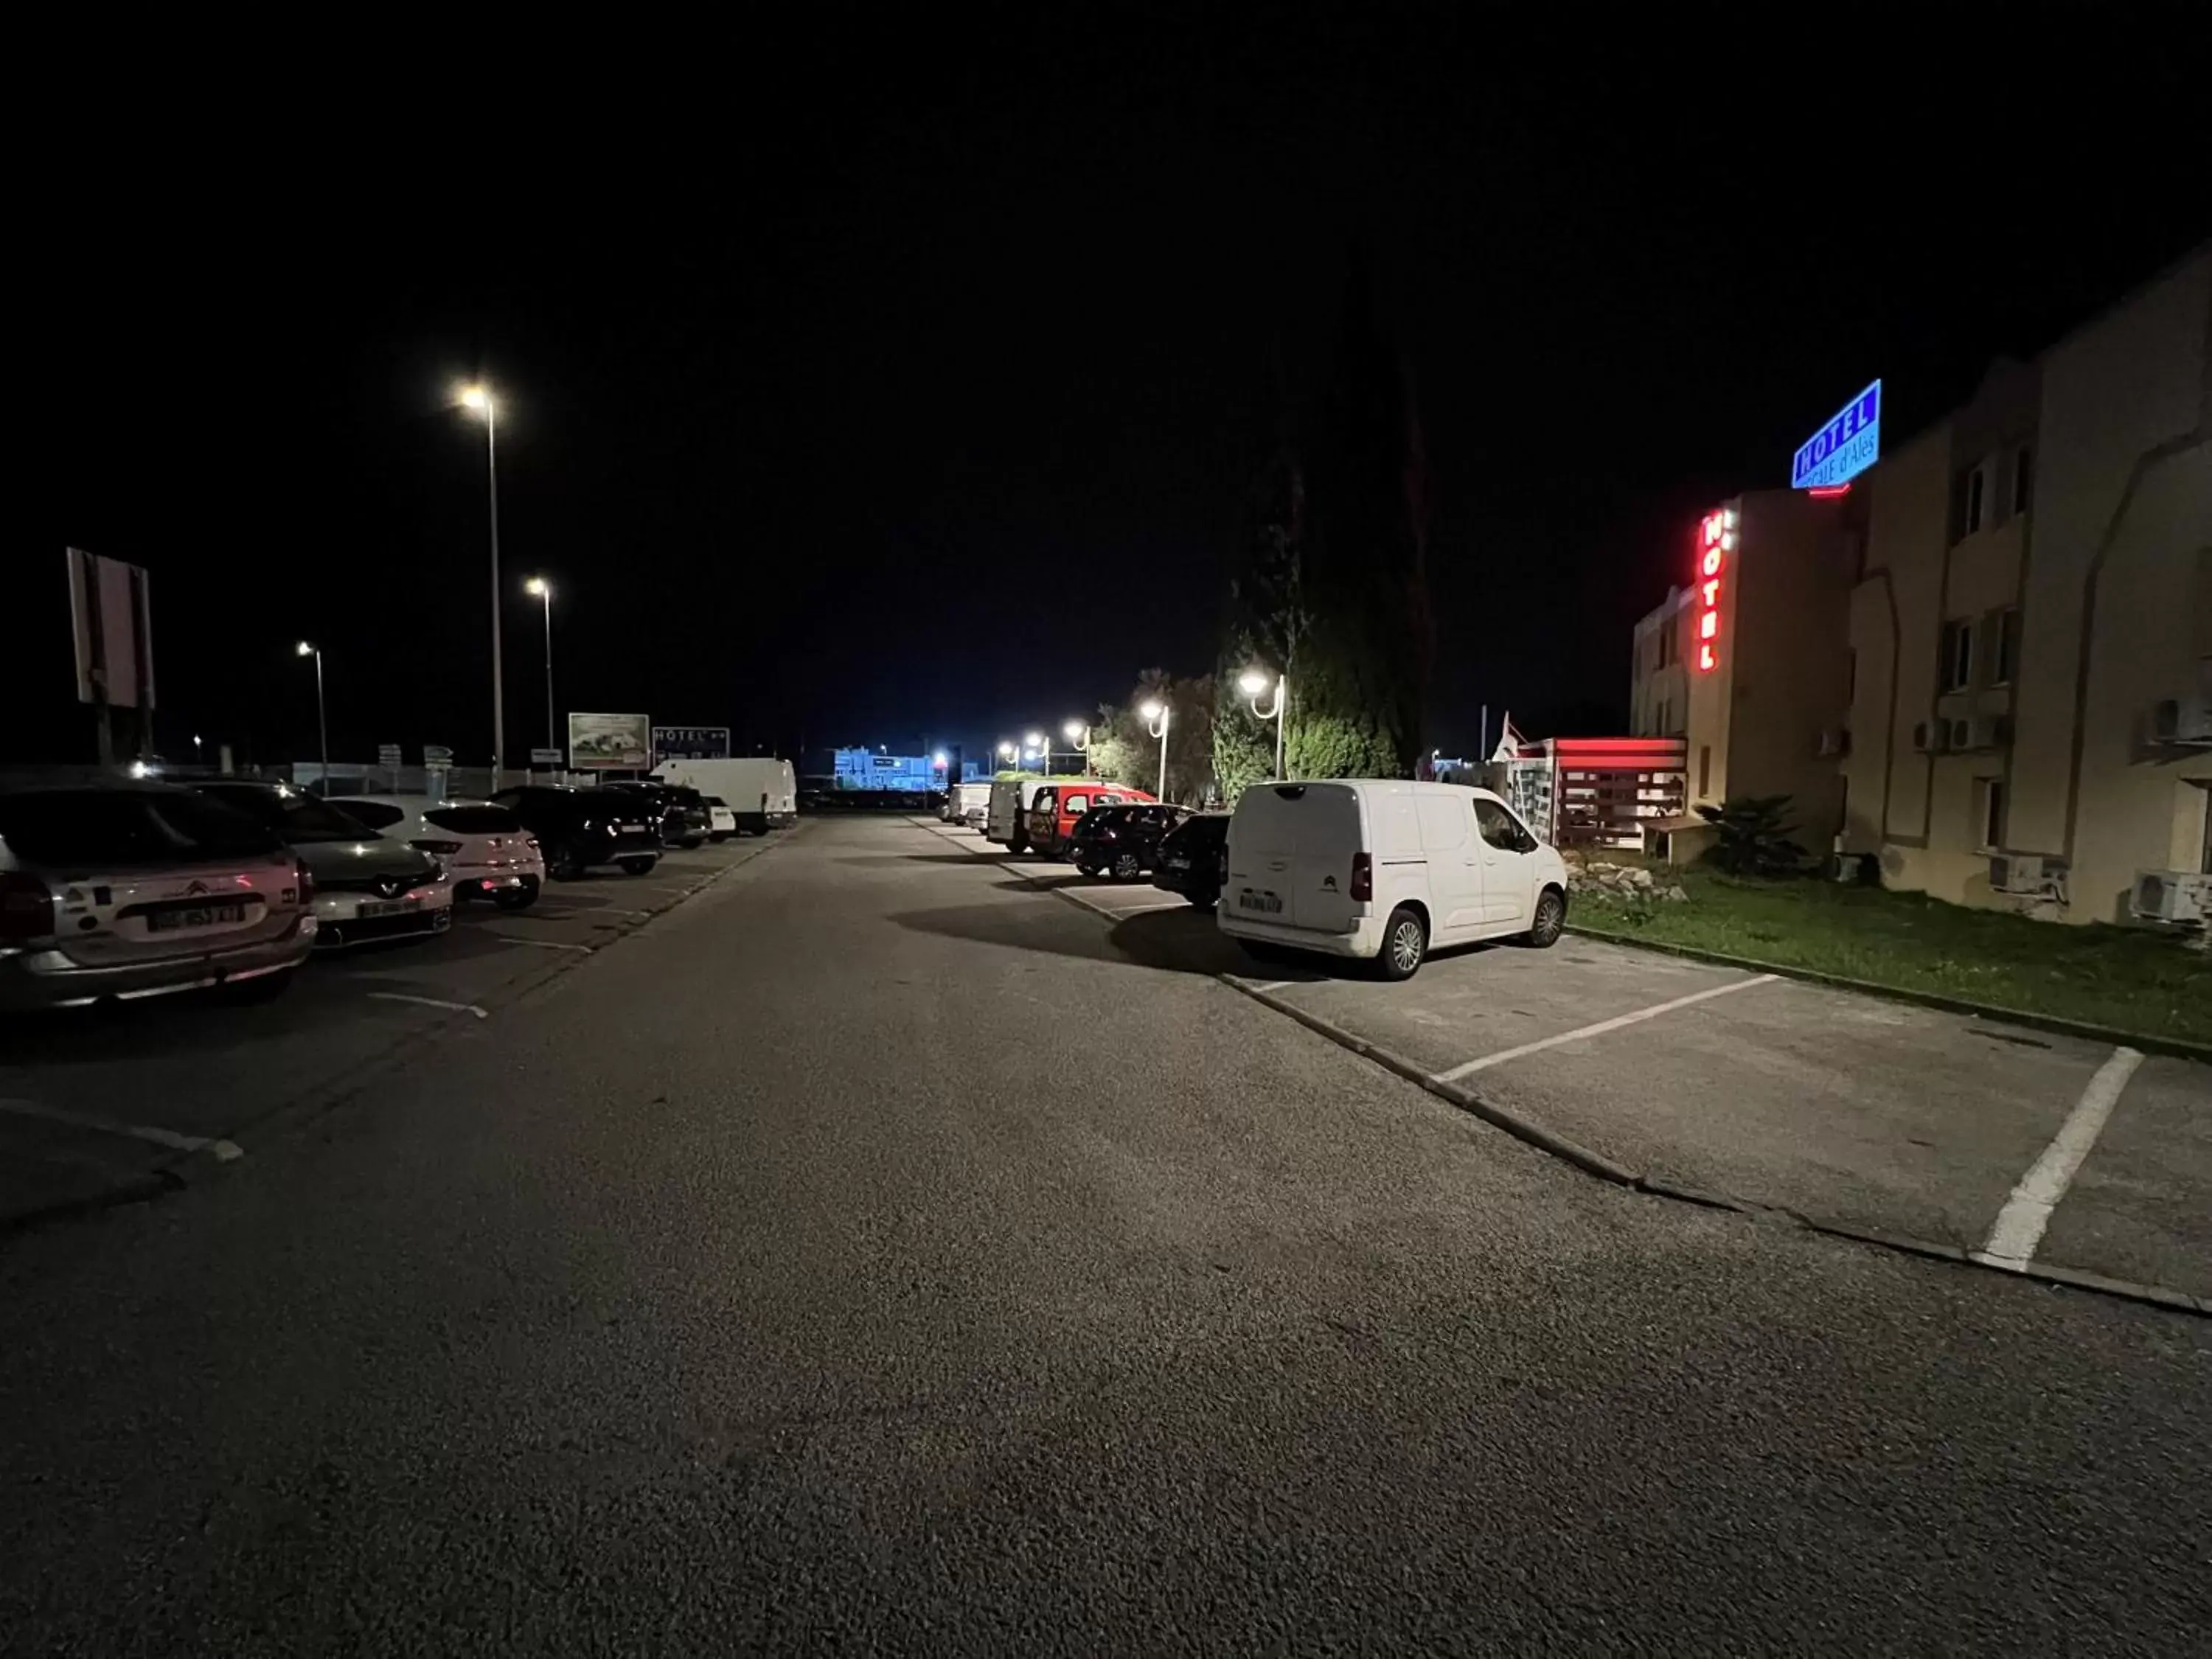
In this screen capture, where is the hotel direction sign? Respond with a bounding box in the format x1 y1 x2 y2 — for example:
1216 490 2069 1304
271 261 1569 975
1791 378 1881 490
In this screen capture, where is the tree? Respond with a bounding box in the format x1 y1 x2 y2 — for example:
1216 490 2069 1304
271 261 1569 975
1087 670 1217 804
1696 795 1808 876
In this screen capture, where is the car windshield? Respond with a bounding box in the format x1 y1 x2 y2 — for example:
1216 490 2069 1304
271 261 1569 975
0 788 286 866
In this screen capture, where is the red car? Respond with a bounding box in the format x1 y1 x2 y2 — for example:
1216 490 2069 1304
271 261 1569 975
1022 781 1157 859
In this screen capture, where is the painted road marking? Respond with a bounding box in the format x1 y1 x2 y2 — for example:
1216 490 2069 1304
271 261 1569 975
490 936 595 953
367 992 490 1020
1973 1046 2146 1270
1432 973 1781 1082
0 1097 243 1162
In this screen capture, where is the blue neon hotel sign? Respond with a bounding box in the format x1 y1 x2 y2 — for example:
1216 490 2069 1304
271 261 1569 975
1791 378 1882 490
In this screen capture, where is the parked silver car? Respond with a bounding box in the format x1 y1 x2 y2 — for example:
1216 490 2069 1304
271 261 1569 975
193 782 453 948
0 783 316 1009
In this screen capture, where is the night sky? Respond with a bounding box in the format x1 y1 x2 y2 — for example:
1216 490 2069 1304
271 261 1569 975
28 18 2206 772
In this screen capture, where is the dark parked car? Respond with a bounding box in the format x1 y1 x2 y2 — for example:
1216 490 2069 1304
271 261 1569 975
193 782 452 948
490 787 662 879
602 782 710 849
1152 810 1230 908
1070 802 1190 880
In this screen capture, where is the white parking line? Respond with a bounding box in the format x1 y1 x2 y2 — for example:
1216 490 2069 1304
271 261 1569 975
490 936 595 953
0 1097 243 1162
1431 973 1781 1082
367 992 490 1020
1972 1046 2146 1271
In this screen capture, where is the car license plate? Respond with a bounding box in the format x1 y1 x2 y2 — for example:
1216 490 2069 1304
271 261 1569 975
1237 890 1283 914
621 822 647 833
147 902 248 932
356 897 422 919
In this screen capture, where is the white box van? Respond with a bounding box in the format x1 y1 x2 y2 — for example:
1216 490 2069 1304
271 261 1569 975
650 758 797 833
986 777 1052 851
1217 780 1570 979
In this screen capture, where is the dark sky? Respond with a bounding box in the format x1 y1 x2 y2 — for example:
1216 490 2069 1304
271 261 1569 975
27 15 2207 771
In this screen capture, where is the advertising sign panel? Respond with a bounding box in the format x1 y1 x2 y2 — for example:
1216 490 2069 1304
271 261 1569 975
652 725 731 762
1791 379 1882 490
568 712 652 770
66 547 156 709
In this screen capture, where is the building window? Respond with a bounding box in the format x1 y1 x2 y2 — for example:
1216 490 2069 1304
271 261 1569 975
1975 778 2005 852
2012 445 2034 515
1965 466 1986 535
1990 608 2020 685
1940 619 1974 692
1697 745 1711 798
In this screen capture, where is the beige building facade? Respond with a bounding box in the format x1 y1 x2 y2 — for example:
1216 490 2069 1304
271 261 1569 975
1843 246 2211 922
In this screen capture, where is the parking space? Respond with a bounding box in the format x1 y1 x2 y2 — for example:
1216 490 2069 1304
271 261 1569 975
916 815 2211 1306
0 832 790 1228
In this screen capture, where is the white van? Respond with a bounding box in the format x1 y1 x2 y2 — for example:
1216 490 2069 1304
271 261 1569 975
985 776 1052 851
650 758 797 833
1217 780 1570 979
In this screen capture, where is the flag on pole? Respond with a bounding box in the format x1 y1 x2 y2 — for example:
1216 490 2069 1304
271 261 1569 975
1492 712 1526 762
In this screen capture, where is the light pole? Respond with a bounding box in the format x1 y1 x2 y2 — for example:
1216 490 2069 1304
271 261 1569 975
1239 667 1287 781
459 384 504 782
1062 719 1092 777
526 577 556 759
1026 730 1047 776
1140 698 1171 799
997 740 1017 771
296 641 327 790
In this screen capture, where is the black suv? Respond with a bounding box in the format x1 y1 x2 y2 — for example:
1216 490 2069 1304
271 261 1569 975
1070 803 1189 880
602 783 710 849
1152 811 1230 908
490 787 661 879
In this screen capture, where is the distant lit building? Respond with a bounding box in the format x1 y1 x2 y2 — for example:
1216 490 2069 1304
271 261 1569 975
830 747 943 792
1628 489 1858 855
1840 246 2211 922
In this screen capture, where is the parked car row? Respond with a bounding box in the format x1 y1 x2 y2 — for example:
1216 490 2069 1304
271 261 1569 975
956 773 1568 981
0 771 778 1013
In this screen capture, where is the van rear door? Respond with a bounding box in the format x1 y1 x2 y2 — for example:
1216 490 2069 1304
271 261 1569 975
1227 783 1365 933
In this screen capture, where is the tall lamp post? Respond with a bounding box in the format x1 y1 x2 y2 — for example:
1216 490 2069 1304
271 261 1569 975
1062 720 1092 777
296 641 328 791
525 577 556 760
1140 698 1171 799
997 740 1017 771
1239 667 1287 781
458 384 504 782
1025 729 1047 776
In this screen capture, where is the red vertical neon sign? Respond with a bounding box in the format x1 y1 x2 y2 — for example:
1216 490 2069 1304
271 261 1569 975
1694 507 1735 672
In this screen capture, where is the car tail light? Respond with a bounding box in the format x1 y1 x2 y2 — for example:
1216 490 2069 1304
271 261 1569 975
0 871 55 942
411 838 464 855
1349 852 1372 902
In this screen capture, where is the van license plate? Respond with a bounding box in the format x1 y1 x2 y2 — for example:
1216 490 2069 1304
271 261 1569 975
1237 890 1283 914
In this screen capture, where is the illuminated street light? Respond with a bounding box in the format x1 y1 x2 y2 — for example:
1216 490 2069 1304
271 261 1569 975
1240 667 1287 781
456 383 505 779
296 641 329 790
933 750 948 767
1140 698 1170 799
1025 730 1046 776
525 577 555 760
997 740 1016 763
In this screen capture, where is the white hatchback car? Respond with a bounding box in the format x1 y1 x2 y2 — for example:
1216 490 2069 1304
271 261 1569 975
332 796 546 909
703 796 739 842
1218 779 1570 980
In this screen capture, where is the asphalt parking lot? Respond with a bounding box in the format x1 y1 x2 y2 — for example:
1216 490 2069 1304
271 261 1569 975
0 831 794 1228
919 815 2212 1309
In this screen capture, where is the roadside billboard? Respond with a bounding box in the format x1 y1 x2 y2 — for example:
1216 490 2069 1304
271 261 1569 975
653 725 731 762
66 547 156 710
568 712 652 770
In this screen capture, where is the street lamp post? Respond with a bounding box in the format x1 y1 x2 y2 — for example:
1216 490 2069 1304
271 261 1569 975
997 740 1017 771
1062 720 1091 777
1140 698 1171 799
1025 730 1047 776
1239 667 1287 781
526 577 555 759
459 385 504 783
296 641 327 790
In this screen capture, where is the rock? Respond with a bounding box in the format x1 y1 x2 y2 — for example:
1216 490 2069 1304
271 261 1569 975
1631 868 1655 889
1665 885 1690 902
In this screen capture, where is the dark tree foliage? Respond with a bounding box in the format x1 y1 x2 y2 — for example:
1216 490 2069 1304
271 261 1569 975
1696 795 1809 876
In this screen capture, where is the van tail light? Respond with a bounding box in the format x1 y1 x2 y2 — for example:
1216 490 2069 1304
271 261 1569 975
411 838 464 855
1349 852 1373 902
294 855 316 907
0 872 55 942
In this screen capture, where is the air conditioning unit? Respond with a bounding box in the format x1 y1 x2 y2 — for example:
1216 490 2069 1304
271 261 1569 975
1989 853 2044 893
2131 869 2211 925
1962 715 2011 751
1911 720 1949 754
2149 694 2212 745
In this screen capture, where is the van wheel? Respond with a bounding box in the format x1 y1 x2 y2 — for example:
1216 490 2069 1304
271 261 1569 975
1525 888 1567 948
1008 832 1029 854
1378 905 1427 981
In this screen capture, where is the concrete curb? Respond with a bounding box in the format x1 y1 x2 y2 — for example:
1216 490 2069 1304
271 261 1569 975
1565 923 2212 1065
